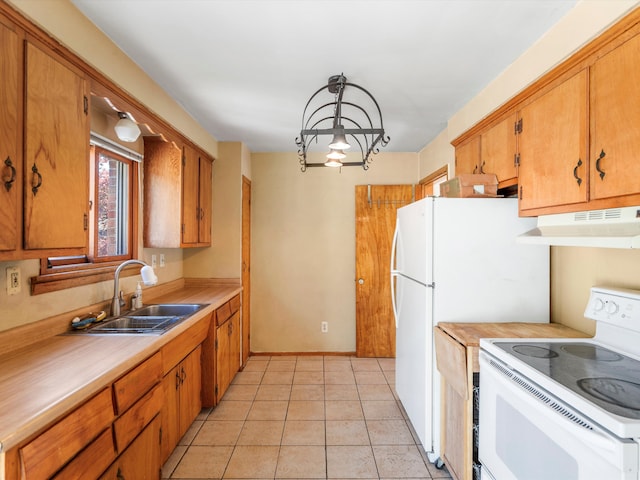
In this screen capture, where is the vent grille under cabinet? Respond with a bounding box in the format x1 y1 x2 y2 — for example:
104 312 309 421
574 208 623 222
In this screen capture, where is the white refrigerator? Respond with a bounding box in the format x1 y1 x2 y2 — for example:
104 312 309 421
391 197 549 464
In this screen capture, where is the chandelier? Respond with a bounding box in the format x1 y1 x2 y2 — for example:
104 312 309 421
295 74 389 171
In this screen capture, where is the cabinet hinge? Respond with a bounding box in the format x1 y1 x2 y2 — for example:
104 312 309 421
514 153 520 167
83 213 88 230
215 338 218 350
159 426 163 445
181 223 185 234
83 96 88 115
182 154 186 167
514 118 523 134
519 186 523 200
215 385 218 395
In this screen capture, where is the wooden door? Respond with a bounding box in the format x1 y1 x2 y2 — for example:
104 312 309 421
355 185 413 357
591 32 640 200
0 19 19 251
241 176 251 366
181 145 200 245
518 70 588 213
198 157 213 244
454 137 480 175
481 113 518 185
24 40 89 249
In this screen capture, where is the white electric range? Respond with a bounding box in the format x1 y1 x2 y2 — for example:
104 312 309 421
479 286 640 480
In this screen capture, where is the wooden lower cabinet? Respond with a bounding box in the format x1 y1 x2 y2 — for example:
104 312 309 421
100 416 161 480
161 345 202 463
434 322 589 480
215 296 241 402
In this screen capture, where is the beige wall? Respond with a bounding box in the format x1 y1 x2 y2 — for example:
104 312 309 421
419 0 640 335
250 152 419 353
0 0 219 332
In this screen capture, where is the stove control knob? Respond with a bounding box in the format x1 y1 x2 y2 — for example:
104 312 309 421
593 298 605 311
605 301 619 315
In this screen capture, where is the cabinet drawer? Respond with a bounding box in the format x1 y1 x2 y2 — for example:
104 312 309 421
113 384 163 452
230 294 241 315
162 314 210 374
20 387 114 479
52 428 116 480
215 301 232 326
113 352 162 414
434 327 469 399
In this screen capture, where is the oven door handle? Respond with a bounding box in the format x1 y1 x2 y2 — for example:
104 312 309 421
484 355 624 455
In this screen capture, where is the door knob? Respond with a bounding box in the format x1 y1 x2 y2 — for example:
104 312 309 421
358 278 364 285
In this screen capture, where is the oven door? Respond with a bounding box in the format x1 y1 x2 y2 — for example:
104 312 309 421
479 351 638 480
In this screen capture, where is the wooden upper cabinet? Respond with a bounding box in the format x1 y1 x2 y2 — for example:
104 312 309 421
480 113 518 187
182 144 212 246
23 39 89 250
454 137 480 176
590 32 640 201
0 18 20 252
518 70 588 213
143 139 213 248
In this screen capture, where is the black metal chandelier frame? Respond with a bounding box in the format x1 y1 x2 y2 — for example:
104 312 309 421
295 74 389 171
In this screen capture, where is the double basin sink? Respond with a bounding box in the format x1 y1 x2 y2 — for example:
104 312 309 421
81 304 208 335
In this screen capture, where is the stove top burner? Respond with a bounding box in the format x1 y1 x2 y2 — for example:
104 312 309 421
562 344 624 362
493 341 640 419
578 378 640 411
512 344 558 358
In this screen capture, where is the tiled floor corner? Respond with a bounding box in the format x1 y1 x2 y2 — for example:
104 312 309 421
162 355 452 480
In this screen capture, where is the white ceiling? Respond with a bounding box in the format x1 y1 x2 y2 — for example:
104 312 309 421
71 0 577 153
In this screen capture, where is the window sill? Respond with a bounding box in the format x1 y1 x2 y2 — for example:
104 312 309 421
31 263 140 296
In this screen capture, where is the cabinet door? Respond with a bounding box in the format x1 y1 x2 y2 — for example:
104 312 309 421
24 40 89 249
160 365 181 463
0 19 19 251
216 320 231 401
198 157 213 244
182 144 200 245
101 416 160 480
228 311 241 382
480 113 517 185
518 70 588 213
591 33 640 200
454 137 480 175
179 345 202 437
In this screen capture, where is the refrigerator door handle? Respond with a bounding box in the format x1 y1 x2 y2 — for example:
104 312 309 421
390 220 400 328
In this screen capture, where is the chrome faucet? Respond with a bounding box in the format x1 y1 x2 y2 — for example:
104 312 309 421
111 259 158 317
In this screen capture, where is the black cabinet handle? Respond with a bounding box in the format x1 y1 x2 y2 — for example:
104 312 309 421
3 157 16 192
31 163 42 195
595 149 606 180
573 159 583 186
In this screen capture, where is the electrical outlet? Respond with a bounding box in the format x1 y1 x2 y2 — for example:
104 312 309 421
151 254 157 268
6 267 21 295
321 321 328 333
160 253 165 268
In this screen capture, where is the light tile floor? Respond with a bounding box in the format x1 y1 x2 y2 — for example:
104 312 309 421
162 355 452 479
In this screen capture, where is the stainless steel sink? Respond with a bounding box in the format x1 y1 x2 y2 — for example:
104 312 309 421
131 304 205 317
89 315 181 334
74 303 208 335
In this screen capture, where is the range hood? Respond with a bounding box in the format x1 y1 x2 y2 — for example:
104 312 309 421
518 206 640 248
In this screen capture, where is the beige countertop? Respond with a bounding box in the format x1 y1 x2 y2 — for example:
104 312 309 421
0 281 241 453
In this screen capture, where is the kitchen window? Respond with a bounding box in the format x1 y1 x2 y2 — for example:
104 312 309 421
32 137 140 294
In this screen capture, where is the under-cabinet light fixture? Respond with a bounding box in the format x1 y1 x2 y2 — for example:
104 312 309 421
114 112 141 143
